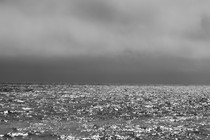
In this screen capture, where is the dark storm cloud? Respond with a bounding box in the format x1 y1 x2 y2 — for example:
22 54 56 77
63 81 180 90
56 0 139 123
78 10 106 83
1 0 210 83
1 54 210 84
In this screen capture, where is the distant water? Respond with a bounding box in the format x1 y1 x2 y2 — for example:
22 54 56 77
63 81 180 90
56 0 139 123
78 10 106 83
0 83 210 140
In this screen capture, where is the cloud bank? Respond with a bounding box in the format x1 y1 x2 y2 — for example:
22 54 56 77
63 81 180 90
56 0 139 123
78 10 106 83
1 0 210 83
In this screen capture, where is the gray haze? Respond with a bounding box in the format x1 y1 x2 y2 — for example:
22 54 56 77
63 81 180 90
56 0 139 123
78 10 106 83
1 0 210 84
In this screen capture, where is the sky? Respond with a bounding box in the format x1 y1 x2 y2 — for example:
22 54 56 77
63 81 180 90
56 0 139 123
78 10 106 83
1 0 210 84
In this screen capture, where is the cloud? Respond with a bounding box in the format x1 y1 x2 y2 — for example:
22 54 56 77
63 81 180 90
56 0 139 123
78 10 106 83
1 53 210 84
186 15 210 41
1 0 210 60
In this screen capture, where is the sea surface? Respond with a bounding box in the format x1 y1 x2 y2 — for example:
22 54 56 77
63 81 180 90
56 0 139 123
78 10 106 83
1 84 210 140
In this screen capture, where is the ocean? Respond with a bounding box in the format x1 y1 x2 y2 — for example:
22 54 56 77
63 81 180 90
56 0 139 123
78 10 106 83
0 83 210 140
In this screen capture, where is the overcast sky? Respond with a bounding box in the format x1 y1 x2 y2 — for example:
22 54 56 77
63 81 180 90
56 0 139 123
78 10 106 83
1 0 210 84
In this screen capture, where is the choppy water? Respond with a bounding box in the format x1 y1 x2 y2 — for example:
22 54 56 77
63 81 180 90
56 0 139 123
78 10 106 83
1 84 210 140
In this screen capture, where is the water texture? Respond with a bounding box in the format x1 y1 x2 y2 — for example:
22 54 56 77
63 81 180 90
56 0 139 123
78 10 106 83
0 84 210 140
